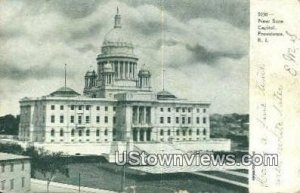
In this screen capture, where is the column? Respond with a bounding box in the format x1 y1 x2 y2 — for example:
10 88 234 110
133 63 135 79
123 62 126 78
137 129 139 142
118 61 121 79
143 106 147 125
143 129 146 142
137 106 140 124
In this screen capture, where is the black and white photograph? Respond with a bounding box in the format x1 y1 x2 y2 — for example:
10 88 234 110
0 1 252 193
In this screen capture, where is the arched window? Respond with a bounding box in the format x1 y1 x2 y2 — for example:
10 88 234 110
196 129 200 135
160 129 164 136
71 129 75 137
86 129 90 136
51 129 55 137
78 130 82 137
96 129 100 136
60 129 64 137
167 129 171 136
189 129 192 136
104 129 108 136
203 128 206 136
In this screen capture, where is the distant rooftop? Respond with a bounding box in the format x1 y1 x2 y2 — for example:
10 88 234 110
0 152 30 162
49 86 81 98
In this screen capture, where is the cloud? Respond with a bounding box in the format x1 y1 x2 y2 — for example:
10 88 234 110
186 43 245 64
0 0 249 115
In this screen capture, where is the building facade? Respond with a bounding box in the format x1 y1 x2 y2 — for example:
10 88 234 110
0 153 31 193
18 9 226 151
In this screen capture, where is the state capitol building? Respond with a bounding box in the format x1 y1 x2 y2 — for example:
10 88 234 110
18 9 230 154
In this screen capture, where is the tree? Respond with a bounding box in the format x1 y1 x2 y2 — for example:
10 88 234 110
24 147 69 193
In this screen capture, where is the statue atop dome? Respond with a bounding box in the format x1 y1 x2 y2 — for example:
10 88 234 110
114 7 121 28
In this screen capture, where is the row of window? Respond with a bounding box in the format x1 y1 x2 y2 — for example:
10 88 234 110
159 129 207 136
50 115 116 124
50 105 116 111
1 177 26 191
1 162 25 173
50 129 115 137
159 107 207 113
160 117 207 124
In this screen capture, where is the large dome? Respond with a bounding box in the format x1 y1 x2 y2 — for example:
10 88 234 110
99 8 135 58
103 27 133 47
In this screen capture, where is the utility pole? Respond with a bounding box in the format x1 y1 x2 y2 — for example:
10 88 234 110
78 173 81 193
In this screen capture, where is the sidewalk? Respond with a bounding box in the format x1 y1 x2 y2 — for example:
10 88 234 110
31 178 117 193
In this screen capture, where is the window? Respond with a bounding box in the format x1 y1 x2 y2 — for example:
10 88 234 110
96 116 100 123
22 177 25 187
182 130 186 136
51 129 55 137
189 129 192 135
10 164 13 172
160 130 164 136
60 116 64 123
188 117 191 124
203 117 207 124
113 117 116 124
197 129 200 135
71 129 75 137
182 117 185 124
86 129 90 136
78 116 82 124
21 162 24 171
113 107 116 111
203 108 207 113
10 179 14 190
86 106 90 110
167 117 171 124
51 105 55 110
51 115 55 123
96 130 100 136
160 117 164 124
96 106 100 110
71 105 75 110
78 106 82 110
196 117 200 124
176 117 179 124
203 129 207 136
104 129 108 136
78 130 82 136
60 105 64 110
105 106 108 111
86 116 90 123
160 108 164 112
188 108 191 112
1 164 5 173
1 180 5 190
70 116 74 123
176 130 180 136
105 116 108 123
167 130 171 136
168 108 171 112
182 108 186 113
176 107 180 112
197 108 200 113
60 129 64 137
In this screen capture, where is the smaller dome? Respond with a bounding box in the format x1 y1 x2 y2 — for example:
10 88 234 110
49 87 80 97
157 90 177 100
138 69 151 76
85 70 96 77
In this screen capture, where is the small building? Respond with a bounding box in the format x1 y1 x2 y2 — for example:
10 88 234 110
0 153 31 193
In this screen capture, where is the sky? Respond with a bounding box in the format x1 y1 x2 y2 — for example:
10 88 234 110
0 0 249 116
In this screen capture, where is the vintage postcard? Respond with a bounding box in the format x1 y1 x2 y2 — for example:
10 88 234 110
0 0 299 193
